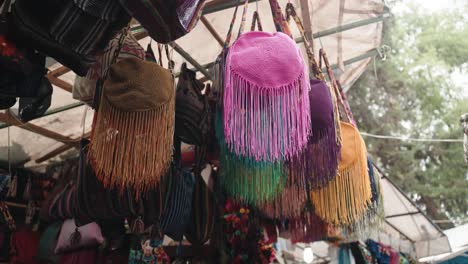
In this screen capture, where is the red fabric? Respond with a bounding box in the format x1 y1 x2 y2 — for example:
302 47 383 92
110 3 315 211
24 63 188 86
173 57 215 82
10 228 40 264
59 248 97 264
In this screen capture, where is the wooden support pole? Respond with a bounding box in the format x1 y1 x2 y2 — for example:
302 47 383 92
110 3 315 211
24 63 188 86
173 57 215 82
0 111 80 146
200 16 224 47
47 66 73 92
35 144 75 163
169 42 214 80
35 131 90 163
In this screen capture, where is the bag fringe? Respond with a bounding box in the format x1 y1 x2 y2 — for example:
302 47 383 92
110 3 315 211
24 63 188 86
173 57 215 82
288 124 340 190
258 184 307 219
89 97 175 196
216 111 286 204
310 137 371 225
223 69 311 162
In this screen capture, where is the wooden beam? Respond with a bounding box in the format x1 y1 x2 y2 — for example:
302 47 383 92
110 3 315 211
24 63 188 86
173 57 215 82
203 0 261 15
0 111 80 146
169 42 213 80
200 16 224 47
300 0 314 51
35 144 74 163
47 74 73 92
35 131 90 163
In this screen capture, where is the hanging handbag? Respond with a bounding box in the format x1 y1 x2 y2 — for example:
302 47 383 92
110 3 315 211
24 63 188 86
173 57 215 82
185 148 216 245
175 62 211 146
90 29 176 194
159 164 195 241
73 32 145 105
37 222 61 263
8 0 130 76
285 3 341 189
118 0 206 43
223 0 310 162
215 5 287 205
54 219 104 254
18 73 53 122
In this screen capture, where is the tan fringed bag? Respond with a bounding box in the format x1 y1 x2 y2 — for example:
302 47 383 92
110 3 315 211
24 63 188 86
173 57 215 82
309 50 371 225
90 56 175 195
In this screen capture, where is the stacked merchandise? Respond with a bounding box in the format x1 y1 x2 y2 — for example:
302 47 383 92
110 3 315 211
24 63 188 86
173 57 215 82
337 240 418 264
0 0 385 263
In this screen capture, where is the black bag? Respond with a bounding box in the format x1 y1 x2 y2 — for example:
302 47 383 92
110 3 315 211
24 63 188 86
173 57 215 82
18 71 52 122
8 0 130 76
175 62 211 145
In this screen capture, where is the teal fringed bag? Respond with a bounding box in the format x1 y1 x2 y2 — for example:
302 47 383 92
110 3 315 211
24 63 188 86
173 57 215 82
216 112 286 205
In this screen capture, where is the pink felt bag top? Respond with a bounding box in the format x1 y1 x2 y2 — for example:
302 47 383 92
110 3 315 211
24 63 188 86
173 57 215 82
223 31 311 162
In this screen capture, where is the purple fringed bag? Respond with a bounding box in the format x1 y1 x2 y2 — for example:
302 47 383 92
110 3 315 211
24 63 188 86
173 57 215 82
284 3 341 188
224 30 311 162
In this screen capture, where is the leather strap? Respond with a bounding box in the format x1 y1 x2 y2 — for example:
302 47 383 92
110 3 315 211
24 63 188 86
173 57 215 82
319 49 354 123
250 11 263 31
285 3 323 80
223 0 245 49
268 0 292 37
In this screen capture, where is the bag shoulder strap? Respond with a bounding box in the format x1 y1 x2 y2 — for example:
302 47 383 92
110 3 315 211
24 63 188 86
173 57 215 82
285 3 323 80
319 49 355 124
250 11 263 31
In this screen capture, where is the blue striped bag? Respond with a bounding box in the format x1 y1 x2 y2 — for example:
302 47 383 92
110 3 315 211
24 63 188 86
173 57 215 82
160 165 195 241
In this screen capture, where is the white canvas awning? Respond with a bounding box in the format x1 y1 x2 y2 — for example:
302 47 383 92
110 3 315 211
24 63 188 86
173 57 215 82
375 167 452 258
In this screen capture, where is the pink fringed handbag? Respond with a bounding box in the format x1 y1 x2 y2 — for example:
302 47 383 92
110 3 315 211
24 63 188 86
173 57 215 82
223 0 311 162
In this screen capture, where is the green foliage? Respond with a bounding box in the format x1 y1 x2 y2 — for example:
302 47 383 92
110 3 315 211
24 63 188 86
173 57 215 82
347 4 468 227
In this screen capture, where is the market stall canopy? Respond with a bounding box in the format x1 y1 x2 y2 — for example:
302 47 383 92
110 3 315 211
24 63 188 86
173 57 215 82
0 0 388 167
376 167 452 258
419 224 468 263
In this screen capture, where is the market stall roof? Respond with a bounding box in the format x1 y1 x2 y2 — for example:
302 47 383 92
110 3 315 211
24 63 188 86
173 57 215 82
374 166 452 258
0 0 389 167
419 224 468 263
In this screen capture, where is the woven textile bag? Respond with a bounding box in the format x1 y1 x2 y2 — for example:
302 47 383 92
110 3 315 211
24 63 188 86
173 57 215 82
119 0 206 43
223 1 311 162
285 3 341 189
185 150 216 245
175 62 211 145
73 32 145 105
215 1 287 205
90 56 175 195
9 0 130 76
160 165 195 241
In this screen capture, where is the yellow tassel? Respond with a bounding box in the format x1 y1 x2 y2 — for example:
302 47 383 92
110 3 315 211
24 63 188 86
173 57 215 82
310 131 371 225
89 92 175 196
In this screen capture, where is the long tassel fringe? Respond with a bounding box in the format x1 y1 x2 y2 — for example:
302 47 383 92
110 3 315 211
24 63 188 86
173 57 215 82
216 112 286 205
288 124 340 190
310 137 372 225
223 69 311 162
89 97 175 196
258 184 307 219
289 212 329 244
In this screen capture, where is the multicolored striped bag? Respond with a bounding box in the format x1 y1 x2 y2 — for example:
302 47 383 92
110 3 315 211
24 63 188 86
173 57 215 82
9 0 130 76
119 0 206 43
160 165 195 241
